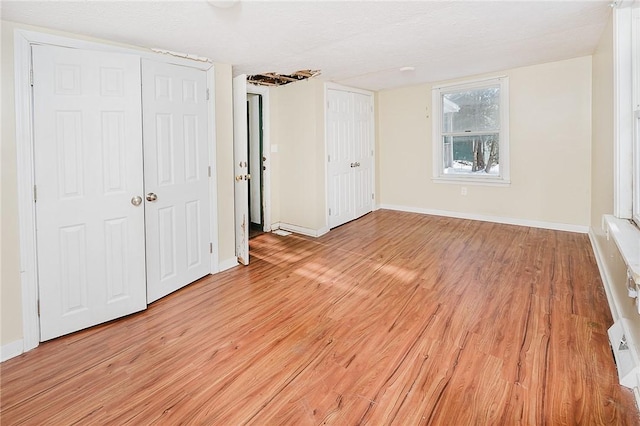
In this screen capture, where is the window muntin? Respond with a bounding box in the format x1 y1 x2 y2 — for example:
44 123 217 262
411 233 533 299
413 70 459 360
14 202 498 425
433 77 509 184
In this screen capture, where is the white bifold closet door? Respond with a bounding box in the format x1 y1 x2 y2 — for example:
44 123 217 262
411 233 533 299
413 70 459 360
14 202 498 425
327 89 374 229
32 46 212 341
32 45 147 341
142 59 211 303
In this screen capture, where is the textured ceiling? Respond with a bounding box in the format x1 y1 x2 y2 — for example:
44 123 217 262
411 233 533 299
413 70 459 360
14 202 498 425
1 0 612 91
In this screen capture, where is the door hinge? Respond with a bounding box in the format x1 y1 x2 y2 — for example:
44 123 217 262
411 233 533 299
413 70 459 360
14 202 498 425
206 88 210 100
328 154 331 162
30 69 34 86
372 193 375 200
37 300 40 316
210 242 213 254
33 185 37 202
329 208 332 215
208 166 211 177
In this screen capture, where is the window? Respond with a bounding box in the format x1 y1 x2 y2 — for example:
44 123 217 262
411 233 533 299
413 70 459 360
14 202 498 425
432 77 509 184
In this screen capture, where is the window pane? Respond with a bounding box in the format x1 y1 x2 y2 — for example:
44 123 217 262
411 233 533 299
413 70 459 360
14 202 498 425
442 134 499 175
442 86 500 133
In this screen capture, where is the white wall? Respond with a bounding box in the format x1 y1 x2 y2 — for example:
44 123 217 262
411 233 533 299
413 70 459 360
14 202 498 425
377 56 593 231
0 21 235 350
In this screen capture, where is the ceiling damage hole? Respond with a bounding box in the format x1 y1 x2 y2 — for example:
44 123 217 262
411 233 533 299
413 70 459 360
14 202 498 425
247 69 321 86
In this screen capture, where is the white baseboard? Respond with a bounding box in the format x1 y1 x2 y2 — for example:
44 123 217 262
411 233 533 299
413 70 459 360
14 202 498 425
218 257 239 272
377 204 589 234
589 223 640 403
272 222 329 238
589 229 620 321
1 339 24 362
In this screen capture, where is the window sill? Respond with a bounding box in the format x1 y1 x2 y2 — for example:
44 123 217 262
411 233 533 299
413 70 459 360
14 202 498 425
432 176 511 187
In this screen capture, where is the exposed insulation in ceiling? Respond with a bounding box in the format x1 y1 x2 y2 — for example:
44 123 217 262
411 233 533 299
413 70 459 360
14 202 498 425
247 69 321 86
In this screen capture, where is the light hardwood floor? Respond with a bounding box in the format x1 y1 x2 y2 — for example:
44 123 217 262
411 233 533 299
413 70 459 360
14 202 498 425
1 210 639 424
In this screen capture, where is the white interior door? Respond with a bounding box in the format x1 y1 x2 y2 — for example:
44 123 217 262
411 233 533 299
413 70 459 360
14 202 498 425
353 93 374 219
142 59 211 303
327 89 355 228
32 45 146 341
233 74 249 265
327 88 374 229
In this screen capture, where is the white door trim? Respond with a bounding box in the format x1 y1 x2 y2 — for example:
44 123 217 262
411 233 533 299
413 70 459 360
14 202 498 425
13 29 218 353
247 84 271 232
232 74 249 265
325 82 375 97
207 64 219 273
14 30 39 352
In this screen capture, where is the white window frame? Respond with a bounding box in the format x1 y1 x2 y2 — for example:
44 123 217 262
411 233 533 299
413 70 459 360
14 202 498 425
631 5 640 224
432 76 510 186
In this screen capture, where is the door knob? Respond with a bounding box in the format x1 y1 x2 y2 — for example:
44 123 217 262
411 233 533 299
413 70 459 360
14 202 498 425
146 193 158 202
131 196 142 206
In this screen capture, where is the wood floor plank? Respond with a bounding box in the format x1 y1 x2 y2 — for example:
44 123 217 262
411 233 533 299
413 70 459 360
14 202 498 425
1 210 638 425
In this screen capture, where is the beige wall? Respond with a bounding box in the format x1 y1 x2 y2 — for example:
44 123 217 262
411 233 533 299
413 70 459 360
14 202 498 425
268 87 281 226
0 21 235 348
213 64 236 264
591 15 615 238
378 56 593 228
270 79 326 232
1 22 23 347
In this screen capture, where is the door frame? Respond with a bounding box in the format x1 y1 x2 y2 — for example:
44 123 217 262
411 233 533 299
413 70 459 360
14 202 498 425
247 84 271 232
324 82 376 230
14 29 218 352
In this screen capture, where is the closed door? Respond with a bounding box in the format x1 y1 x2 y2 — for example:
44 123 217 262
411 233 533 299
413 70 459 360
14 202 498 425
352 93 374 219
142 59 211 303
32 45 147 341
327 89 374 229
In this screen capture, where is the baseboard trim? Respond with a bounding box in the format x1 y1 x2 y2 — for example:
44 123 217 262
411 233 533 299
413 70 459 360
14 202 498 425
377 204 589 234
589 228 620 321
272 222 329 238
218 257 239 272
1 340 24 362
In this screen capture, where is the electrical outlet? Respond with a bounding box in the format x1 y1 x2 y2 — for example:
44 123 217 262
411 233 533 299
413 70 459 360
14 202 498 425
461 186 467 196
